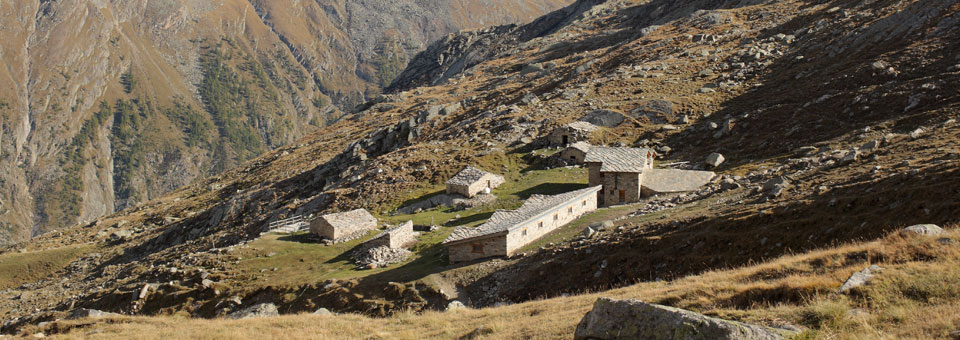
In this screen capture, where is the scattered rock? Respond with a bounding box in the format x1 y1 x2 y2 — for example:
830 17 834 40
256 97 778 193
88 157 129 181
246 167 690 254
313 308 333 316
860 139 881 151
69 309 122 320
705 153 725 167
574 298 793 340
582 227 597 238
909 127 925 139
446 300 466 311
590 220 615 230
839 148 860 165
901 224 944 236
839 265 884 293
229 303 279 319
520 93 540 106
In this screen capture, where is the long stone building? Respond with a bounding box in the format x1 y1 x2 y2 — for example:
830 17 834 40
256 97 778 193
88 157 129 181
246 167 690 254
585 146 715 205
443 186 601 263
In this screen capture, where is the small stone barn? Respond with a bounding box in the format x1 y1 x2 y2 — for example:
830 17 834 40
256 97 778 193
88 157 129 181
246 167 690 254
310 208 378 241
367 221 418 249
443 186 601 263
547 121 598 146
446 166 505 198
585 146 715 206
561 142 592 164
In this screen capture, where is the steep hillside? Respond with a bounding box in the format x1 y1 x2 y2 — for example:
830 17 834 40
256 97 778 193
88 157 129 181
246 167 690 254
1 0 959 338
0 0 571 243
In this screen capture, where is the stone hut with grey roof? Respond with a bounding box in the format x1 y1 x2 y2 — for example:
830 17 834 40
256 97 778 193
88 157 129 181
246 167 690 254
561 142 593 164
548 121 599 146
585 146 715 206
310 208 378 242
443 186 601 263
446 166 505 198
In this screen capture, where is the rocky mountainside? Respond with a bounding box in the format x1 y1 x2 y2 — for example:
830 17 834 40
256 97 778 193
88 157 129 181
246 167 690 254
1 0 959 338
0 0 570 244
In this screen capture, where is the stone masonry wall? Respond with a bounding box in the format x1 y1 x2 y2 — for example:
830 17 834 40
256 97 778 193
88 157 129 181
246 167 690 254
310 209 378 241
448 234 508 263
505 189 599 255
601 172 642 206
368 221 417 249
446 173 505 197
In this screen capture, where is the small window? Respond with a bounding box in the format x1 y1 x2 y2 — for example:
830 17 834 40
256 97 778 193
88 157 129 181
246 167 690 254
537 221 543 229
582 200 587 206
568 206 573 214
472 243 484 254
523 228 529 236
553 213 559 221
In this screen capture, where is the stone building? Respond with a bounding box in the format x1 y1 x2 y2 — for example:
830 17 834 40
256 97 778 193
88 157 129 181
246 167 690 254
446 166 505 198
585 146 715 206
560 142 592 164
443 186 601 263
547 121 599 146
367 221 418 249
310 209 378 242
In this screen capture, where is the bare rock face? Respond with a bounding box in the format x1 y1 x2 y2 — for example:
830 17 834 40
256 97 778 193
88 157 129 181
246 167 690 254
574 298 793 340
0 0 569 245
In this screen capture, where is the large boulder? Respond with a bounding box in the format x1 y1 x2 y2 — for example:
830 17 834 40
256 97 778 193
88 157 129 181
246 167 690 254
901 224 944 236
69 309 122 320
580 109 626 127
574 298 793 340
229 303 279 319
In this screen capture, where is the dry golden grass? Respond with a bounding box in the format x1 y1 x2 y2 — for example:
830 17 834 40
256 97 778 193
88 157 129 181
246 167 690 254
42 227 960 339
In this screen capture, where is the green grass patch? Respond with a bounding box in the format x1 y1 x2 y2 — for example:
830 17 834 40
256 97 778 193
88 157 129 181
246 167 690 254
0 244 93 290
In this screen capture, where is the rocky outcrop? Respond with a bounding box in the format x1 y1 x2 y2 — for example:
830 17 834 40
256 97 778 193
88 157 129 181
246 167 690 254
228 303 279 319
575 298 794 340
387 0 610 91
0 0 569 245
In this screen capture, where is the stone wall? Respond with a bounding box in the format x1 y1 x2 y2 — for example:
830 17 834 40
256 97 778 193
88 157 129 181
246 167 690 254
446 173 505 197
310 209 378 241
601 172 642 206
547 124 594 146
368 220 417 249
561 147 588 164
448 234 508 263
505 188 599 254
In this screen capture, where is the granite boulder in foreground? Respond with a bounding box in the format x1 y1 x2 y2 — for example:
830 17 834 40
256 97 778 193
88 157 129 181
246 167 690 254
574 298 794 340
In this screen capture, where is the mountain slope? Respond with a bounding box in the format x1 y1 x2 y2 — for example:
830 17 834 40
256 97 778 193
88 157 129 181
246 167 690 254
1 0 959 337
0 0 571 244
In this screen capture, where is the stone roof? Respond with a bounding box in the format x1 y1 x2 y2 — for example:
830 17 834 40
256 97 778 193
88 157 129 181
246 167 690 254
446 166 497 186
564 121 600 132
641 169 716 193
567 141 592 152
443 186 602 244
584 146 655 173
319 209 377 228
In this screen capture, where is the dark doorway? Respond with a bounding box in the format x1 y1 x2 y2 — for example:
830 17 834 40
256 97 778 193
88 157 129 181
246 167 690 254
562 135 569 144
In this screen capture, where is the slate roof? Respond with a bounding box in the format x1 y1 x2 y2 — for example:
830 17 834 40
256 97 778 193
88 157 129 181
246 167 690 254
319 209 377 228
446 166 497 186
443 186 602 244
584 146 655 173
567 141 592 153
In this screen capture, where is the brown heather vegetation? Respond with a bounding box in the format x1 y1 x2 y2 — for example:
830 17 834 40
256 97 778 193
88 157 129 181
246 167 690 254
35 227 960 339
